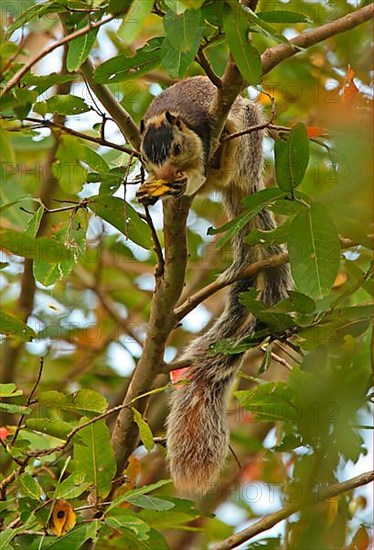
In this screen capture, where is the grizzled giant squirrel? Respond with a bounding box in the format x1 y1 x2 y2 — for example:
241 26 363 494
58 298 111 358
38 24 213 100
137 76 291 495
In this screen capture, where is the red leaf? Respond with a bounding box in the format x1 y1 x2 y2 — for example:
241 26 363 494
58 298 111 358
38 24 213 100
0 427 10 440
342 64 359 105
306 126 329 138
345 526 371 550
170 367 190 384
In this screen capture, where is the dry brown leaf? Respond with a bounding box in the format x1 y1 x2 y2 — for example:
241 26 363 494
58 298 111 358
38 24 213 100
49 499 76 537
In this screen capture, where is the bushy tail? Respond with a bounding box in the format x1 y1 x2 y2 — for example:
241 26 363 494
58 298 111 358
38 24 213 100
166 102 292 495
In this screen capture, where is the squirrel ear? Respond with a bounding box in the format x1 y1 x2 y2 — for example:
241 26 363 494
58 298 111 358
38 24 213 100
140 119 145 134
165 111 182 128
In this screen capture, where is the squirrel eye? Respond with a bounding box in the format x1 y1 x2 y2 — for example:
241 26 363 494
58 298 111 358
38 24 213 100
174 144 182 156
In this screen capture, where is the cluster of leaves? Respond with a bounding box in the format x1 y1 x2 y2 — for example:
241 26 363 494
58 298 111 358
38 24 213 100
1 383 208 548
0 0 373 549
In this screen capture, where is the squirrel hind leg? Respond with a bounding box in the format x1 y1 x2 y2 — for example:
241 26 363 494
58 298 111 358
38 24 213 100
166 380 230 497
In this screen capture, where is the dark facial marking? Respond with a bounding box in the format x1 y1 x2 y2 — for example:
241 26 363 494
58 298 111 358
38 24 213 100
142 123 173 165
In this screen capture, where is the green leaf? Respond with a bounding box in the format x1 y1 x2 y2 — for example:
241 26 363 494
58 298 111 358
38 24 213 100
22 73 76 94
0 230 74 261
111 479 172 508
161 37 199 78
275 123 310 192
108 0 133 16
18 473 44 501
106 508 151 539
267 291 316 314
89 195 152 250
287 203 341 299
0 310 35 341
257 10 309 24
26 417 73 440
34 95 90 116
0 383 23 398
235 382 298 422
0 403 31 414
164 0 187 14
0 122 15 163
208 188 285 249
33 209 87 285
258 344 272 374
245 217 292 247
83 146 110 173
0 196 41 214
73 419 116 499
126 494 175 511
181 0 205 8
55 472 91 499
67 20 98 72
239 289 296 332
27 521 100 550
274 434 302 452
234 1 288 43
0 41 19 70
68 389 108 416
93 38 163 83
118 0 155 45
131 407 154 452
25 204 45 237
52 135 87 193
6 1 60 36
38 389 108 417
137 498 203 536
164 9 202 52
241 188 290 209
223 5 261 84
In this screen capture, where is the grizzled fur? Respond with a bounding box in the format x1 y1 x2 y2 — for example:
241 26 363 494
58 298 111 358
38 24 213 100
142 77 292 495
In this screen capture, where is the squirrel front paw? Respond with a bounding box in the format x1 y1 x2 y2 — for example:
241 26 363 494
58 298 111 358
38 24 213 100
136 177 187 205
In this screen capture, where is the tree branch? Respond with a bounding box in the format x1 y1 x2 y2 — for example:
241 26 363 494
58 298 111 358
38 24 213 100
261 4 374 76
212 470 374 550
207 3 372 153
110 197 192 484
209 54 247 147
80 59 141 150
175 253 289 321
174 234 364 322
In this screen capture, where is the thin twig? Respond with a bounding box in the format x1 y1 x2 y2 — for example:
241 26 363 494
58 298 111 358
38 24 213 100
143 205 164 277
11 357 45 445
222 123 290 142
1 115 139 157
27 403 129 458
273 341 301 365
260 346 293 371
196 49 222 88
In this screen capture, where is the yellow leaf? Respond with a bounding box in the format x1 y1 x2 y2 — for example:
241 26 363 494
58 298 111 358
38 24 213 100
49 499 76 536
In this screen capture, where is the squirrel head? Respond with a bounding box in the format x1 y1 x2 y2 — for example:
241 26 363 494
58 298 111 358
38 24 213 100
140 111 205 183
